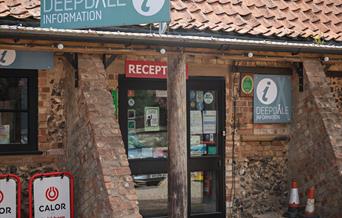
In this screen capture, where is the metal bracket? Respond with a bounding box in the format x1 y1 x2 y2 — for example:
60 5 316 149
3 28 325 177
103 54 118 69
158 22 168 34
294 62 303 92
64 53 79 88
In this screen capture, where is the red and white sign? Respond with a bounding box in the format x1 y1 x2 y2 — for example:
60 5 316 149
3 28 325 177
0 174 21 218
125 60 188 79
29 172 74 218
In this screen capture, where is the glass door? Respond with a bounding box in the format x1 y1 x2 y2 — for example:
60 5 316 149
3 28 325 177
119 76 225 218
188 77 225 217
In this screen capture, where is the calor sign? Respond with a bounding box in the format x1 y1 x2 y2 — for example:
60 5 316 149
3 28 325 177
0 174 21 218
29 172 74 218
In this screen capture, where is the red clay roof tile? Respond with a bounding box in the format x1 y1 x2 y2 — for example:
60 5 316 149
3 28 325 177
0 2 9 13
0 0 340 42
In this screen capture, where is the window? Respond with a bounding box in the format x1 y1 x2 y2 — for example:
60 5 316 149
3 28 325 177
127 89 168 159
0 69 38 153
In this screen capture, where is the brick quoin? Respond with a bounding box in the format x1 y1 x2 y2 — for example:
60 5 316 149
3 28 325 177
64 54 141 218
289 60 342 218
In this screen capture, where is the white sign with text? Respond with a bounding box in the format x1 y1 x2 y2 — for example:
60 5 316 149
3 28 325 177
33 176 71 218
0 178 16 218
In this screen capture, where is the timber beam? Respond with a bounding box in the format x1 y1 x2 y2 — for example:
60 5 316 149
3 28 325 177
168 53 188 218
0 39 342 63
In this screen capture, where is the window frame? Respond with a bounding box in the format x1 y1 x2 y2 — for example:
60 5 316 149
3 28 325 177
0 69 38 154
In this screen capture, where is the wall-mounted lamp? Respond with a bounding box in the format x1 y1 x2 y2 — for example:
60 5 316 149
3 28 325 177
160 48 166 55
323 56 329 62
57 43 64 50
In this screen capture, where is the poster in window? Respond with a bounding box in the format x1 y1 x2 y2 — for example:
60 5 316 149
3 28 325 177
196 91 204 103
203 111 217 134
191 144 207 156
203 92 214 104
144 107 160 132
141 147 153 158
190 111 203 134
0 125 10 144
196 91 204 110
155 90 167 98
190 135 201 145
128 109 136 119
128 120 136 132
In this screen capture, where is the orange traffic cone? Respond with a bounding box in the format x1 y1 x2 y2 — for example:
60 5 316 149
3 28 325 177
304 187 318 218
287 179 300 218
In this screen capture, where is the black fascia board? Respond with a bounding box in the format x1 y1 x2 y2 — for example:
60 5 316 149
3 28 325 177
0 19 341 54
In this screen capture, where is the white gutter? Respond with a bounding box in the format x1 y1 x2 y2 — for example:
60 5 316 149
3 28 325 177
1 25 342 53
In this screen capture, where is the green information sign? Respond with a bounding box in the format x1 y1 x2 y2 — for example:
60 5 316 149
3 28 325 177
41 0 170 29
254 75 292 123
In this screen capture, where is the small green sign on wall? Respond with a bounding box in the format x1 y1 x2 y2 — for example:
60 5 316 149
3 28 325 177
240 73 254 97
41 0 170 29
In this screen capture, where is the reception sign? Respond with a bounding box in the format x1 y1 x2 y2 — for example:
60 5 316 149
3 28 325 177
41 0 170 29
254 74 292 123
125 60 188 79
126 60 168 79
29 172 74 218
0 174 21 218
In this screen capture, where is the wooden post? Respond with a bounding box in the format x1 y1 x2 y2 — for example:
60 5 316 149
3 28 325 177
167 53 188 218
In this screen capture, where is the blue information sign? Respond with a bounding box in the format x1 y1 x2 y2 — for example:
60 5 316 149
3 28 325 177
40 0 170 29
0 50 54 70
253 74 292 123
